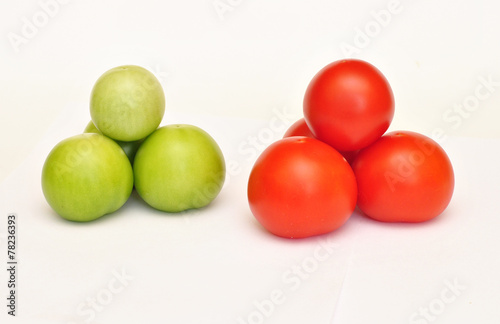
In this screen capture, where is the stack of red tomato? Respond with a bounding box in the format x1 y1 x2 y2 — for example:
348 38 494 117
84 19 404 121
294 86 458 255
247 59 455 239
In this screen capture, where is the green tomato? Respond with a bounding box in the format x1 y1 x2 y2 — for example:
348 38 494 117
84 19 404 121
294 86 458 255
41 133 134 222
84 121 143 164
134 124 226 213
90 65 165 142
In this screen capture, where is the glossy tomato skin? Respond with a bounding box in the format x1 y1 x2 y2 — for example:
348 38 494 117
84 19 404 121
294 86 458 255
303 59 394 151
283 118 316 138
247 137 357 238
351 131 454 223
283 118 359 164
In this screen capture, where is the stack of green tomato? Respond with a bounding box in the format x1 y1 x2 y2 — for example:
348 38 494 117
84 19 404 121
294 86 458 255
42 65 226 222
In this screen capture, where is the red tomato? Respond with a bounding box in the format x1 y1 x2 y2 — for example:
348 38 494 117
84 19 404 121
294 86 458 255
351 131 454 223
283 118 359 164
283 118 315 138
247 137 357 238
303 59 394 151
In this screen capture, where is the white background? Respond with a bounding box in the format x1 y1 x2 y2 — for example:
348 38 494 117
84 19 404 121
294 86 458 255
1 0 500 323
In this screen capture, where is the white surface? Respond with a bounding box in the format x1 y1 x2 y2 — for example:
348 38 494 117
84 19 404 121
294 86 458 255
1 0 500 323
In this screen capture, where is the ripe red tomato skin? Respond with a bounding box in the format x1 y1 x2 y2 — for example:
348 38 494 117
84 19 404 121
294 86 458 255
247 137 358 239
303 59 395 151
283 118 359 164
283 118 316 138
351 131 455 223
